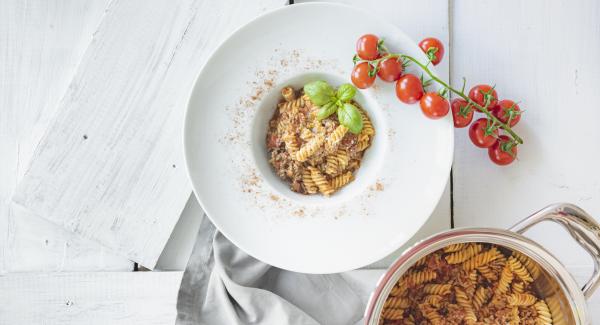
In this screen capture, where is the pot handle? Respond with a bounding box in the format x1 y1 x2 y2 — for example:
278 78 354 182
510 203 600 299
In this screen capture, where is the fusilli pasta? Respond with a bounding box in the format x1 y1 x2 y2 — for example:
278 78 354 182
331 172 353 191
508 255 534 283
535 299 553 325
507 293 537 306
308 166 334 196
445 243 483 264
379 243 555 325
267 86 373 196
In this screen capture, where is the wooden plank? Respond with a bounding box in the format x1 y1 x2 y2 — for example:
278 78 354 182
451 0 600 315
296 0 451 268
0 0 132 272
12 0 287 269
0 271 183 324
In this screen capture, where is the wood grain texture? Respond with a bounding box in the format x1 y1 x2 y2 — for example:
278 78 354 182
0 271 183 324
12 0 287 269
0 0 132 272
296 0 451 269
451 0 600 313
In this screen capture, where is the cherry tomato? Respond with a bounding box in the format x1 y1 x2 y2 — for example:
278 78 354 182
356 34 380 60
395 74 424 104
351 62 376 89
377 57 403 82
468 84 498 110
418 37 445 65
469 118 499 148
420 92 450 119
488 135 517 165
493 99 522 127
451 98 474 128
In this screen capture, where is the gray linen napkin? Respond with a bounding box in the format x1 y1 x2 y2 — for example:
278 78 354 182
176 214 365 325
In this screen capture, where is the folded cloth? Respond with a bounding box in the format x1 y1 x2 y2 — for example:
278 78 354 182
176 214 365 325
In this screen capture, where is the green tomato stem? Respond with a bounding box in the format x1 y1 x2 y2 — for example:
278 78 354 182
363 51 523 145
399 54 523 145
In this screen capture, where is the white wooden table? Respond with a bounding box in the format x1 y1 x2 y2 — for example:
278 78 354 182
1 0 599 323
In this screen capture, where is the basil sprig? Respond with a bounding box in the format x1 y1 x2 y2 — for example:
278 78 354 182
303 81 363 134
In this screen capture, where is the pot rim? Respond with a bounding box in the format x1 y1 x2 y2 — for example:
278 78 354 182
363 227 589 325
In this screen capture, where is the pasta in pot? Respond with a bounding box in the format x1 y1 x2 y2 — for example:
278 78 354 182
266 85 374 196
379 243 556 325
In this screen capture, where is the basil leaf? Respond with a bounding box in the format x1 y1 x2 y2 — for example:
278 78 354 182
336 83 356 102
303 80 335 106
337 103 363 134
317 102 337 120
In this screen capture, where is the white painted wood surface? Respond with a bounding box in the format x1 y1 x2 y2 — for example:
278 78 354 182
451 0 600 317
0 0 132 273
3 0 600 322
12 0 287 269
0 271 183 325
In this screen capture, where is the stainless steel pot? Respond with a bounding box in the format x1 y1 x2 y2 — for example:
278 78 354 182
364 203 600 325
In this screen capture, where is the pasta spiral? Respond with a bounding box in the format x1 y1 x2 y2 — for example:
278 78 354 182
510 306 520 325
359 108 375 136
443 243 467 253
380 307 403 320
308 166 334 196
462 247 503 271
294 134 324 162
356 138 370 152
496 264 514 296
325 125 348 153
419 304 442 325
468 269 478 285
281 86 296 102
422 294 443 308
455 287 477 324
476 264 499 281
383 296 411 309
423 283 452 296
324 155 339 176
404 270 437 286
508 256 534 283
330 172 353 191
389 282 407 297
472 286 489 310
512 281 524 294
301 169 318 194
335 149 349 171
282 133 299 154
534 299 553 325
513 251 541 280
445 243 483 264
508 293 537 306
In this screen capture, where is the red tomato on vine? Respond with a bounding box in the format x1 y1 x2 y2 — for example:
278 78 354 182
418 37 444 65
420 92 449 119
351 62 376 89
356 34 380 60
469 118 498 148
451 99 474 128
493 100 521 127
488 135 517 165
395 74 424 104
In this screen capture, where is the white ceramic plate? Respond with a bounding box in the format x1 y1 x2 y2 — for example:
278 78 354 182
184 3 453 273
